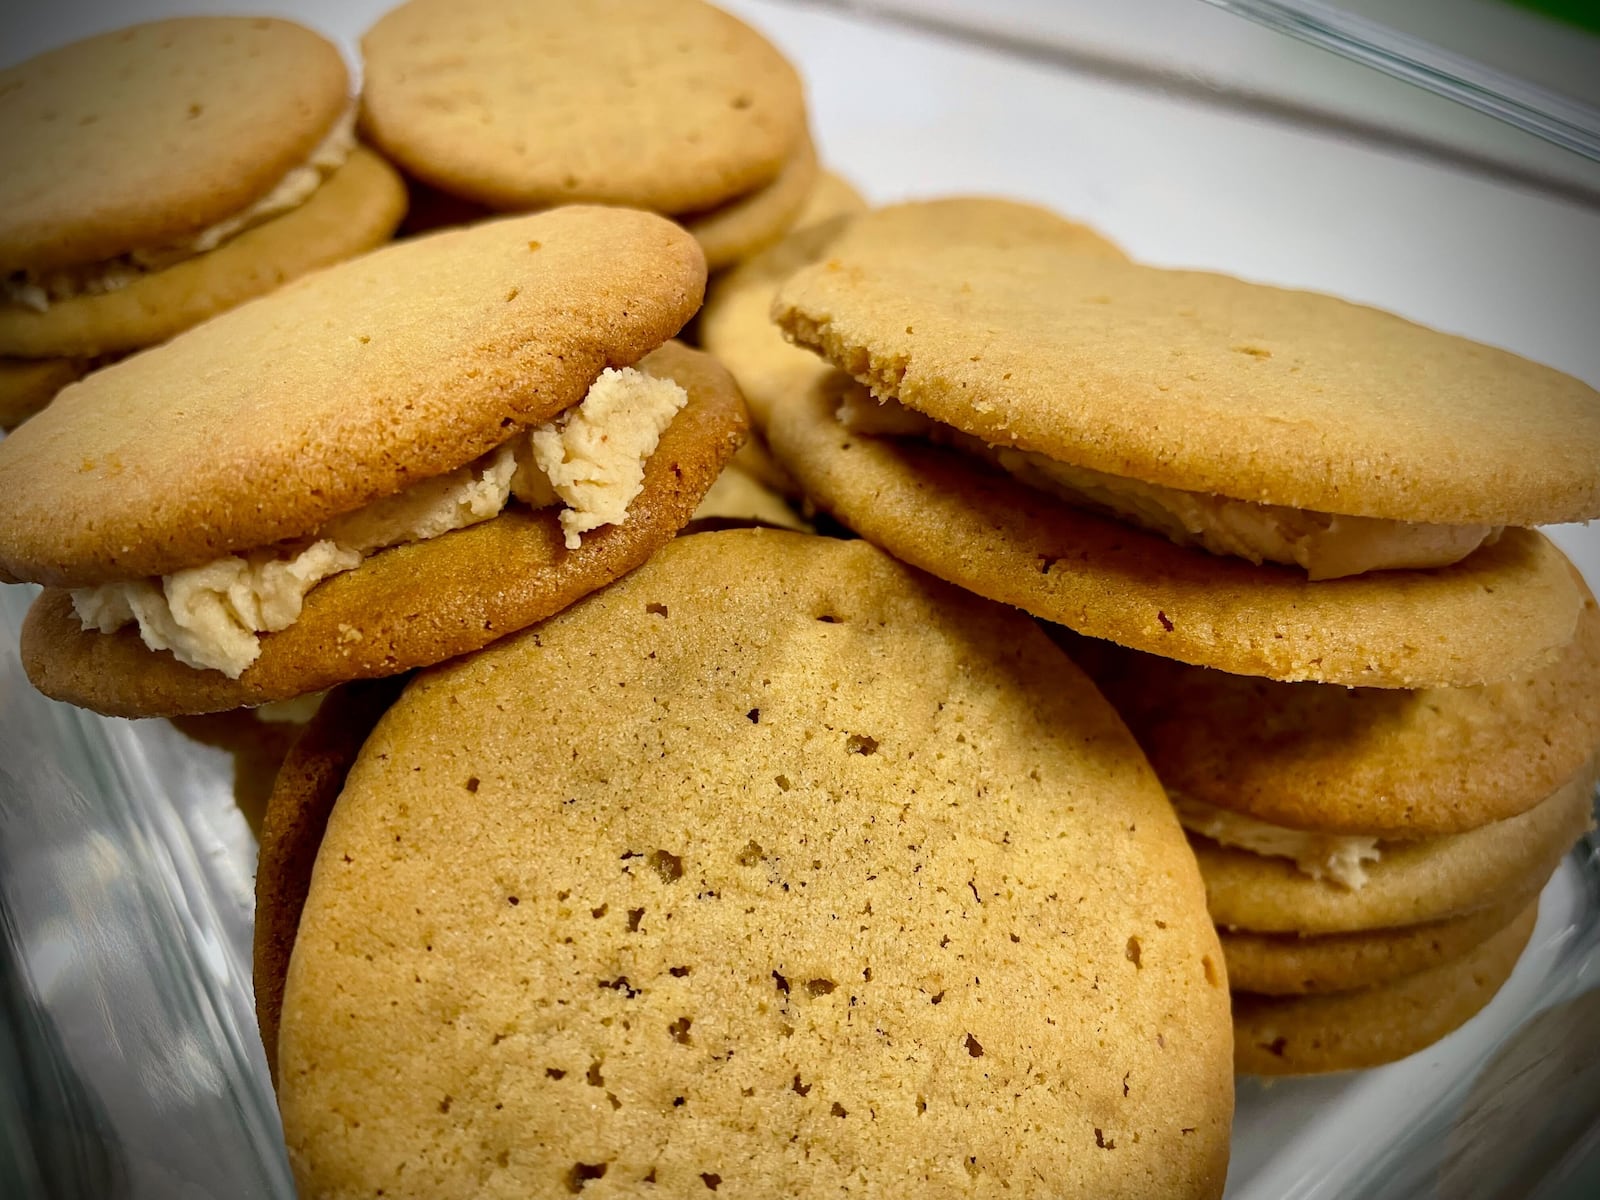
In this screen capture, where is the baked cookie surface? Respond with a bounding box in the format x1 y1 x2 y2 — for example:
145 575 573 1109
1193 768 1593 935
1233 903 1537 1075
1219 889 1538 995
360 0 806 215
1065 582 1600 836
0 208 704 587
0 147 408 360
702 197 1123 429
774 244 1600 526
0 17 349 273
277 530 1233 1199
685 132 818 271
21 341 745 716
767 376 1582 688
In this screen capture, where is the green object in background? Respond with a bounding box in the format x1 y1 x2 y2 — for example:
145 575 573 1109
1503 0 1600 36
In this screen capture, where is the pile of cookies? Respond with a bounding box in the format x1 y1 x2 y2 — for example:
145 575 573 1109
0 0 1596 1196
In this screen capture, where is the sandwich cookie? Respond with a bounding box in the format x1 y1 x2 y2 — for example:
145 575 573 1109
360 0 809 267
768 243 1600 687
1233 902 1538 1075
0 209 746 717
275 530 1233 1198
0 19 407 362
1069 582 1600 838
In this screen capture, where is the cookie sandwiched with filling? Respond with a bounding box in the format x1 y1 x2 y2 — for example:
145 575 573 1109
359 0 812 268
0 208 746 717
266 529 1234 1198
0 17 407 376
767 241 1600 687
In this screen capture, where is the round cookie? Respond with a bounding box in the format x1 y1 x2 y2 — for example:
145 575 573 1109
276 530 1233 1199
0 356 86 429
768 373 1583 689
0 18 349 274
21 341 746 717
685 132 819 271
1233 902 1537 1076
255 676 407 1085
1218 886 1539 995
360 0 806 215
774 242 1600 527
702 197 1125 429
0 207 705 587
1064 579 1600 836
1195 767 1594 935
0 147 408 360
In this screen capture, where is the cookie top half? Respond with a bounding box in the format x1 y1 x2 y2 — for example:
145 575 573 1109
0 18 350 273
360 0 806 214
277 530 1233 1199
0 207 705 587
774 244 1600 526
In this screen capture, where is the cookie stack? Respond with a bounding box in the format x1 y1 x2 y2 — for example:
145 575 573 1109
360 0 819 270
758 221 1600 1072
0 18 408 427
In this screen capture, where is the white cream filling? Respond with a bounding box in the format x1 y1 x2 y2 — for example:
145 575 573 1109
1171 793 1381 890
71 367 687 678
6 103 359 312
835 390 1499 580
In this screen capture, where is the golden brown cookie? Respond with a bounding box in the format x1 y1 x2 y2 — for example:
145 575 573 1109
1233 902 1537 1075
1219 885 1539 995
20 341 745 716
795 169 867 228
254 677 406 1085
685 132 819 271
0 357 86 429
1064 580 1600 836
0 208 704 586
768 374 1583 689
702 197 1124 429
687 463 811 532
0 148 408 360
277 530 1233 1198
1195 766 1593 935
360 0 806 216
0 18 349 274
774 243 1600 527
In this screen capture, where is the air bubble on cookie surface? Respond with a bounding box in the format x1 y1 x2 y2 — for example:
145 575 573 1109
649 850 683 882
564 1162 607 1193
845 733 878 755
1125 936 1142 967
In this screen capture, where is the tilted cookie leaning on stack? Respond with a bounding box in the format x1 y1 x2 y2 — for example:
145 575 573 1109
767 240 1600 689
360 0 816 269
761 224 1600 1069
255 529 1235 1198
0 17 408 426
0 208 746 718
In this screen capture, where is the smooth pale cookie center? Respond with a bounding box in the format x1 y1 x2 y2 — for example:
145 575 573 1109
70 367 687 678
5 103 360 312
1171 793 1380 890
835 390 1500 580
